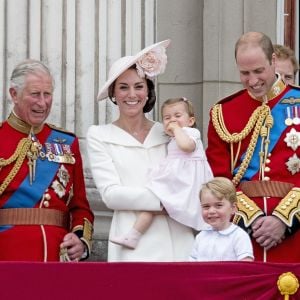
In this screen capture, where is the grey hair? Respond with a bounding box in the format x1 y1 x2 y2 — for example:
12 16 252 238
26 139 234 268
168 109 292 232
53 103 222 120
10 59 55 92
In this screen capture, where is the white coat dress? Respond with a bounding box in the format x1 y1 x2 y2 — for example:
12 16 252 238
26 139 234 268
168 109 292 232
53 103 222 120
86 122 194 262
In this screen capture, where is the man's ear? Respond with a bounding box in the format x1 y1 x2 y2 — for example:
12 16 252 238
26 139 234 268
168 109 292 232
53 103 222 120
9 87 18 104
271 52 276 65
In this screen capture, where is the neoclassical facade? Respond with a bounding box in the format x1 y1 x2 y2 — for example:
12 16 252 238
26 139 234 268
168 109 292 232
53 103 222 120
0 0 297 260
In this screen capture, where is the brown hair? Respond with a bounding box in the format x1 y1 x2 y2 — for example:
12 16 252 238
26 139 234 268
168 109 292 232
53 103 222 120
200 177 237 204
274 44 299 76
108 64 156 113
160 97 197 128
235 32 274 64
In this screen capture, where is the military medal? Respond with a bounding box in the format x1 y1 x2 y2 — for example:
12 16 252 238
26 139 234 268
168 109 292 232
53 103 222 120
285 107 293 126
45 141 75 164
293 106 300 125
284 128 300 151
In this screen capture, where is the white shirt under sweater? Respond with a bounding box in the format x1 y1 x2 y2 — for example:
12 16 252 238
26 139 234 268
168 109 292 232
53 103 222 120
189 223 254 261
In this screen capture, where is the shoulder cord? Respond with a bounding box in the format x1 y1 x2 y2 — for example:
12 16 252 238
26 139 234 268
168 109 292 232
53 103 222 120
0 137 32 196
211 104 272 186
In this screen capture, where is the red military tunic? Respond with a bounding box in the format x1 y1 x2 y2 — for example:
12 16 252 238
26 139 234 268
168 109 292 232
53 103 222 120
0 113 94 261
206 77 300 262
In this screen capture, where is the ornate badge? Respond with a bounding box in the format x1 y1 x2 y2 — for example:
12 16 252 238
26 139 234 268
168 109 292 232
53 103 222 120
51 179 66 198
284 128 300 151
286 154 300 175
57 165 70 187
281 97 300 105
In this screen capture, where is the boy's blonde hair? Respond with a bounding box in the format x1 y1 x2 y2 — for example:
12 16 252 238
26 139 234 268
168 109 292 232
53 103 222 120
161 97 197 128
200 177 237 204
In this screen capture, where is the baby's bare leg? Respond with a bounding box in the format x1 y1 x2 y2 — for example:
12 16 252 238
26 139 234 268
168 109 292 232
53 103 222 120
109 212 154 249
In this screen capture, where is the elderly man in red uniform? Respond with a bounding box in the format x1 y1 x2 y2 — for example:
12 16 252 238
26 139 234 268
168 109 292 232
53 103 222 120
206 32 300 262
0 59 94 261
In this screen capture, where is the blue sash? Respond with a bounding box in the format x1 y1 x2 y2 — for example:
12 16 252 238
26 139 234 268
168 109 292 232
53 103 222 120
234 89 300 181
0 129 75 232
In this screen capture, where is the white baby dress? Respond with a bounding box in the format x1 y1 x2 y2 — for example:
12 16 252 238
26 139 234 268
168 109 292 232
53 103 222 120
146 127 213 230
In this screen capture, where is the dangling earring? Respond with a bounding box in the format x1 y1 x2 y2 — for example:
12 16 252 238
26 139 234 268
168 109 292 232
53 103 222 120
111 97 116 103
145 96 149 101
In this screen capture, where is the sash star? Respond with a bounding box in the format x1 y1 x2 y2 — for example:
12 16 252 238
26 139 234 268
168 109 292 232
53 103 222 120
284 128 300 151
58 165 70 187
286 154 300 175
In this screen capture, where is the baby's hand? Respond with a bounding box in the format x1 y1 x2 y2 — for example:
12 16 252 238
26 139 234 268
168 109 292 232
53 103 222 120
165 121 180 136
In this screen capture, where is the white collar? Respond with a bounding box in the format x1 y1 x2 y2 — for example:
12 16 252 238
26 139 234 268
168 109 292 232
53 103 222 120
96 122 168 148
202 223 237 235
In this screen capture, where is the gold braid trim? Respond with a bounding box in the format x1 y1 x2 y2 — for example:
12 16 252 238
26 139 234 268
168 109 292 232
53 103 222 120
82 218 93 253
0 138 30 167
72 219 94 257
212 104 265 143
272 188 300 227
0 138 32 196
211 104 271 186
234 191 264 227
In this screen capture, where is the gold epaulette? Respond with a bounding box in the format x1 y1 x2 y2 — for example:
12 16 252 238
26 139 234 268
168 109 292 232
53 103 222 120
235 191 264 227
47 123 75 136
272 188 300 227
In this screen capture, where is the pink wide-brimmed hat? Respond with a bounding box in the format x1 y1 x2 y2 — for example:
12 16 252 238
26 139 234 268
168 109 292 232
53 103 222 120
97 39 171 101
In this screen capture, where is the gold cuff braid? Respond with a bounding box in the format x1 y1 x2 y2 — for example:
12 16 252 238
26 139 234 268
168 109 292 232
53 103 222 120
72 218 93 254
272 188 300 227
82 218 93 253
235 191 264 227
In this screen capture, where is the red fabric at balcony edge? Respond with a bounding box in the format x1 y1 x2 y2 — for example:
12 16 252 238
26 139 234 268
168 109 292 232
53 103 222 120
0 261 300 300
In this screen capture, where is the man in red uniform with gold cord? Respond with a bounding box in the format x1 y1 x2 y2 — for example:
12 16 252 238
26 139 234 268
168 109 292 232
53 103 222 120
206 32 300 262
0 59 94 261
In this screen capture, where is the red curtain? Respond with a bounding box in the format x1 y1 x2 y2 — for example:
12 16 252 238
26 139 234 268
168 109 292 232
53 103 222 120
1 261 299 300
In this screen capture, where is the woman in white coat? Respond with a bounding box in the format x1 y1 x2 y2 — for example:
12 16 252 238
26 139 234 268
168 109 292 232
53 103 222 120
87 40 194 261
